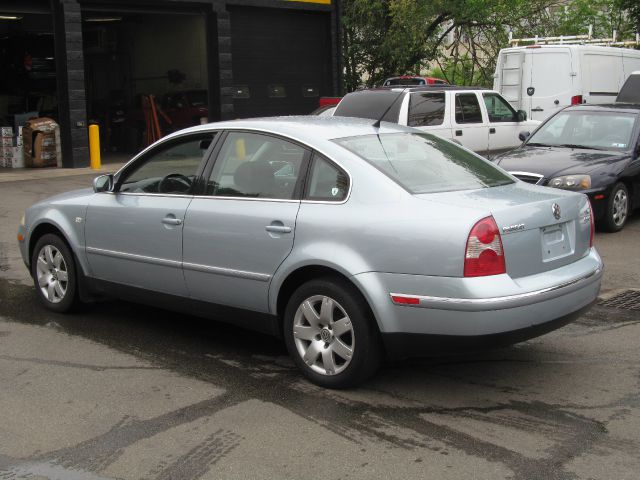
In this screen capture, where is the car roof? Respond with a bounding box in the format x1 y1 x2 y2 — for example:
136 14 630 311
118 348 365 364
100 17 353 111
360 85 490 93
160 115 415 144
564 103 640 114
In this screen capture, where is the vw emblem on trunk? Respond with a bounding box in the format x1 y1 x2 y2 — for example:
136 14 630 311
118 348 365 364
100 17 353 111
552 203 561 220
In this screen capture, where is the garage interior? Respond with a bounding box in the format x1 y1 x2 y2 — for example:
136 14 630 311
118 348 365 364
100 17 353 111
0 0 338 170
82 8 210 156
0 8 57 136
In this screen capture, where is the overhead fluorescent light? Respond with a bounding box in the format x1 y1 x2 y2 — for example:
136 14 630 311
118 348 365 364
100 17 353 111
0 15 23 20
84 16 122 23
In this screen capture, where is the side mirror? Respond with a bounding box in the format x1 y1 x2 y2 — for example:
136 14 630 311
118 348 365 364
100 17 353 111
516 110 527 122
93 174 113 193
518 131 531 142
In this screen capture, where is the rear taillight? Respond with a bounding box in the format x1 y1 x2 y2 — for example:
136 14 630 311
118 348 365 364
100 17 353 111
588 201 595 247
464 216 506 277
571 95 583 105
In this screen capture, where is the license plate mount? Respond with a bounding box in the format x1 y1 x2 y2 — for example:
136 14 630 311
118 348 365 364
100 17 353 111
541 221 574 261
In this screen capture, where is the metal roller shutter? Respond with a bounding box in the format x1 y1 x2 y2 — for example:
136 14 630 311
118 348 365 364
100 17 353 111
229 6 332 118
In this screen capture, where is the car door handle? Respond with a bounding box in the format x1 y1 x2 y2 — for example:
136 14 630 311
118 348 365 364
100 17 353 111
162 217 183 226
489 128 496 134
455 130 463 136
265 225 292 234
531 108 544 112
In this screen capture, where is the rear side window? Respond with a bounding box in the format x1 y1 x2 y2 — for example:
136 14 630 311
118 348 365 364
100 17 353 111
206 132 306 199
408 92 446 127
455 93 483 124
305 155 349 201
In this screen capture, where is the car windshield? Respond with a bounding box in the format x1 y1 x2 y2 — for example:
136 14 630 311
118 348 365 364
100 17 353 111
528 110 637 151
334 133 513 194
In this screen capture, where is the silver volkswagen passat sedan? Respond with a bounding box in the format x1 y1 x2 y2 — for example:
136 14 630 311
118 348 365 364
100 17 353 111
17 117 603 388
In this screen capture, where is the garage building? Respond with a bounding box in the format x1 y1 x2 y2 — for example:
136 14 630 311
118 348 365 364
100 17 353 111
0 0 340 168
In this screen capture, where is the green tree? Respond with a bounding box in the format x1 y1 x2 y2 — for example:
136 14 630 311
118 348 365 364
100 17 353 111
340 0 639 92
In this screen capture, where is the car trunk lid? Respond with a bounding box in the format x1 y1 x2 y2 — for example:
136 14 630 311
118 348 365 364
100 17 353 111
416 182 591 278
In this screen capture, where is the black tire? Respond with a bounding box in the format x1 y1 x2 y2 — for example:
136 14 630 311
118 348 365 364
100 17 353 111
283 276 381 388
31 233 80 313
602 182 629 232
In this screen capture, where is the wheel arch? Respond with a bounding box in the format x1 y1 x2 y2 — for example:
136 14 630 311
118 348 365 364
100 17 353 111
28 222 73 267
274 264 382 338
617 177 635 207
28 220 94 302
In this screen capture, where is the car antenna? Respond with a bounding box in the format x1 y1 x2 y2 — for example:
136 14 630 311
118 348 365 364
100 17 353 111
373 88 407 129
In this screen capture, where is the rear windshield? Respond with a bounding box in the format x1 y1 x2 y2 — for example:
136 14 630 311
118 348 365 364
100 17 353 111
334 133 513 194
334 90 404 123
384 78 425 86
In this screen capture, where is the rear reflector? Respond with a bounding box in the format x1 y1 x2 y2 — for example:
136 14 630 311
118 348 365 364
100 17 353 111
391 295 420 305
571 95 583 105
464 216 506 277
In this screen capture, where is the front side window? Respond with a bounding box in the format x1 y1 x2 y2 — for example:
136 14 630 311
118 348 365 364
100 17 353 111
334 133 513 194
455 93 483 124
483 93 517 122
206 132 307 199
408 92 446 127
527 111 637 151
118 134 214 194
305 155 349 201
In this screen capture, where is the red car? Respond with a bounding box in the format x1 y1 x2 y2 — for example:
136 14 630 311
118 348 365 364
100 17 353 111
382 76 449 86
161 90 209 131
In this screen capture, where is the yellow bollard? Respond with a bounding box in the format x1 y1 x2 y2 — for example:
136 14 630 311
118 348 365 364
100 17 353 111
89 124 101 170
235 138 246 160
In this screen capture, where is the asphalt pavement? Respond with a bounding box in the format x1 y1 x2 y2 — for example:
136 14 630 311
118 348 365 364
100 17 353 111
0 172 639 480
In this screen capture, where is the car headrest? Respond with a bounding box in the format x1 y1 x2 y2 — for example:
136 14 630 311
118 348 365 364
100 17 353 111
234 161 275 196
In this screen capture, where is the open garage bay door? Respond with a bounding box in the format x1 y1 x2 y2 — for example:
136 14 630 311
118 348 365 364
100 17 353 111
230 6 332 118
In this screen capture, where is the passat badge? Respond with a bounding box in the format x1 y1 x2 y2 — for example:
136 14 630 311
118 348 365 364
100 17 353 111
502 223 525 233
552 203 561 220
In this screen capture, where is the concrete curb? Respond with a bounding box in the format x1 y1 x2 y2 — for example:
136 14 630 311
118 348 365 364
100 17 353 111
0 163 126 184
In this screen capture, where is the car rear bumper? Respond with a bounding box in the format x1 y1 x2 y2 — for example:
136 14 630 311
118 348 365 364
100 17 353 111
380 301 593 360
352 248 602 347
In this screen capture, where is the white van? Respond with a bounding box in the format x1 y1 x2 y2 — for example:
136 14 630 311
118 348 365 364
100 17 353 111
494 45 640 121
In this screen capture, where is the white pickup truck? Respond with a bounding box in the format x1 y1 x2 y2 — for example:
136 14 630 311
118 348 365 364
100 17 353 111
333 86 540 157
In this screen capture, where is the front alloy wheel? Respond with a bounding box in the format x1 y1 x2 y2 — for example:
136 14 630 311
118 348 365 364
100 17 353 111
31 233 79 312
36 245 69 304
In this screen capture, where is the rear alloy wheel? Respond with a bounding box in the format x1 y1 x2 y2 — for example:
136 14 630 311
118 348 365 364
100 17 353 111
31 234 79 313
603 183 629 232
284 277 381 388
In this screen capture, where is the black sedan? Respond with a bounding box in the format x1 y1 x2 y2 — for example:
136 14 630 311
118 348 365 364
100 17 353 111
495 104 640 232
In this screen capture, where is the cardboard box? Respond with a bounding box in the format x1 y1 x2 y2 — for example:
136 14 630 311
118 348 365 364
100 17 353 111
1 127 13 137
16 127 23 146
22 118 59 168
1 137 12 147
5 146 24 168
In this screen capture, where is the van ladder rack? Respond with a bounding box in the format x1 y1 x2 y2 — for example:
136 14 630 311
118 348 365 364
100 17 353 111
508 26 639 47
